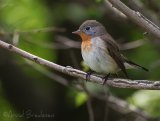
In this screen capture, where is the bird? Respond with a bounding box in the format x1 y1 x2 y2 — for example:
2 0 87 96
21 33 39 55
72 20 148 84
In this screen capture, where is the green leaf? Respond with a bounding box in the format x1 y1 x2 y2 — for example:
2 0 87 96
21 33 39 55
81 61 90 72
129 90 160 117
75 92 88 107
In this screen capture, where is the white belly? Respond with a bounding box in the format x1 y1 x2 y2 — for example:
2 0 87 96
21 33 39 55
81 38 118 74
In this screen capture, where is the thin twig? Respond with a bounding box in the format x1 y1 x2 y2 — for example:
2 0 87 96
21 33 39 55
0 39 159 89
23 35 80 50
86 98 94 121
25 38 74 50
0 27 66 36
103 88 110 121
108 95 150 119
82 83 95 121
26 34 143 50
108 0 160 39
120 39 145 50
104 0 128 22
55 36 80 48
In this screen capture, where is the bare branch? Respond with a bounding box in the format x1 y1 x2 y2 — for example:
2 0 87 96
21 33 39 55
120 39 145 50
55 35 80 48
20 35 80 50
0 39 159 90
108 0 160 39
82 83 95 121
0 27 66 36
107 95 150 119
104 0 128 22
26 35 143 50
86 98 94 121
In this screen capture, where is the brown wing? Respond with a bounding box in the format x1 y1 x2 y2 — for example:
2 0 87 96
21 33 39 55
100 35 128 78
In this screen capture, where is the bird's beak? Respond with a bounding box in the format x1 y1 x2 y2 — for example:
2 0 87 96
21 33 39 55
72 29 81 35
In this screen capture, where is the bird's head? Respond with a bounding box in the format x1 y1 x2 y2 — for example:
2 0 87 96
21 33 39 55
72 20 106 40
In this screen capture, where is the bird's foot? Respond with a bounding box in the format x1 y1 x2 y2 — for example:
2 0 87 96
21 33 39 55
102 73 110 85
86 71 94 81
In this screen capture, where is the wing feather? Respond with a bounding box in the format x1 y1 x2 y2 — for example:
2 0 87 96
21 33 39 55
100 35 128 77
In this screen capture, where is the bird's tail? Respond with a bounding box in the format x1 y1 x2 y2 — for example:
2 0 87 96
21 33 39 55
124 59 149 72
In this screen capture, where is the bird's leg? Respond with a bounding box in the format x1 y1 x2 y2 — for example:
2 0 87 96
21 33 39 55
102 73 110 85
86 71 94 81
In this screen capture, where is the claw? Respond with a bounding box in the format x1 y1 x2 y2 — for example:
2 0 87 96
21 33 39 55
86 71 94 81
102 73 110 85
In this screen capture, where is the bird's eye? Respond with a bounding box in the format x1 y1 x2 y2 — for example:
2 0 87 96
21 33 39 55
85 26 91 31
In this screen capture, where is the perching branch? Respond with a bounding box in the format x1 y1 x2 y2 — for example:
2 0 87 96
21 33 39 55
0 39 159 89
108 0 160 39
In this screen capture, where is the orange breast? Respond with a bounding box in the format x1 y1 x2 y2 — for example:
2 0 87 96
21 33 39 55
80 33 92 52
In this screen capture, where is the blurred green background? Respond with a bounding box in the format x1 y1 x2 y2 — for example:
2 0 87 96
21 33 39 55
0 0 160 121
